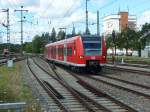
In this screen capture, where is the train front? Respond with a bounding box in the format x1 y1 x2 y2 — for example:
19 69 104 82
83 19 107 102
81 35 106 72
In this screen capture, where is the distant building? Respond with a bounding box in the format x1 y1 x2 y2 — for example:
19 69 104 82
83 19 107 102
103 12 137 36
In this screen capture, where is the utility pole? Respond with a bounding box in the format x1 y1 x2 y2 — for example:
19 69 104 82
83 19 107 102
85 0 89 34
112 30 116 56
14 6 28 54
2 9 10 58
97 10 100 36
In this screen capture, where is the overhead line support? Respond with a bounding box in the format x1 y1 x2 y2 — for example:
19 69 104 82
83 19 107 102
14 6 28 54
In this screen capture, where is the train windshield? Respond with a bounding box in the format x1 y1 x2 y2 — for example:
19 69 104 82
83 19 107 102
82 36 101 56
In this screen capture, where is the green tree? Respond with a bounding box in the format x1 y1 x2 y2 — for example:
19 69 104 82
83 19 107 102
140 23 150 47
117 28 139 55
106 32 120 56
10 44 21 53
106 34 112 50
0 44 21 53
57 30 66 40
41 33 50 45
77 31 82 35
32 35 43 53
23 42 32 53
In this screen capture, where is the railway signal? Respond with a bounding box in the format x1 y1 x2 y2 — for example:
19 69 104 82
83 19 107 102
1 9 10 57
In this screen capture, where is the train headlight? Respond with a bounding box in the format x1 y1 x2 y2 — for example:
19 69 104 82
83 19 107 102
79 56 84 59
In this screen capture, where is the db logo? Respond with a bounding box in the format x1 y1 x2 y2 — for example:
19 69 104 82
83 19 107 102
91 56 95 59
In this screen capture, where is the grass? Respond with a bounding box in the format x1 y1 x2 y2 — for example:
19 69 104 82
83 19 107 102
107 56 150 64
0 62 42 112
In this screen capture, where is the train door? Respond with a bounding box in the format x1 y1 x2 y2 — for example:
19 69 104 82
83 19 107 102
64 42 67 63
58 45 64 61
67 42 74 63
73 41 77 63
56 45 58 60
46 47 51 58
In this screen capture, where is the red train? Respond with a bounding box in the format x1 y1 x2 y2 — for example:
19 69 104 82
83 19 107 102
44 35 107 73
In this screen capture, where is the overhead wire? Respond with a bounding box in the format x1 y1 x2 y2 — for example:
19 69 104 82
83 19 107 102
99 0 119 10
48 0 115 34
57 0 82 27
64 0 120 33
135 0 150 17
38 0 54 18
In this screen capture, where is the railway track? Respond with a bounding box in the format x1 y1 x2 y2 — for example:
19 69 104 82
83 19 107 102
117 63 150 69
30 57 112 112
0 58 7 65
105 64 150 76
39 57 150 100
73 74 150 111
85 75 150 99
99 74 150 90
107 62 150 68
100 67 150 88
27 58 68 112
34 57 137 112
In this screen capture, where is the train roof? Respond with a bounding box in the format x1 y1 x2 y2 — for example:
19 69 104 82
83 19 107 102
45 36 81 47
81 35 101 41
45 35 101 47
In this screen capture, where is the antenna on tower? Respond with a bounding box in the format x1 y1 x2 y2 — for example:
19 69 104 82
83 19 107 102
127 5 129 14
118 6 120 14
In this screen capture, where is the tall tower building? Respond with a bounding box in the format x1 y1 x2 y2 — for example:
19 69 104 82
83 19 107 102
103 12 136 36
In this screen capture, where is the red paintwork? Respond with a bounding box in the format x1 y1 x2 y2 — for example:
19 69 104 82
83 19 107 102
45 36 107 66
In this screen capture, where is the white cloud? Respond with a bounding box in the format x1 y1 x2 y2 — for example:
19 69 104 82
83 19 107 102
0 0 39 7
91 0 106 7
25 0 81 18
24 0 85 34
0 0 104 43
137 10 150 29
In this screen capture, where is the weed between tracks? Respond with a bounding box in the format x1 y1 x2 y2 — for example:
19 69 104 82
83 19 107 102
0 62 41 112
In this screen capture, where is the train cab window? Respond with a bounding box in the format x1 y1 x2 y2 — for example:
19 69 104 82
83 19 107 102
84 43 100 49
83 41 101 56
67 48 72 56
82 35 102 56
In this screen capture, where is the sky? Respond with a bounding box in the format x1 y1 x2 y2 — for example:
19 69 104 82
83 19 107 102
0 0 150 44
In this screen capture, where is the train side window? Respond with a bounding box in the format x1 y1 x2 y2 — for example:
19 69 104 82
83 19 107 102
67 48 72 56
61 48 64 56
48 47 50 55
58 47 63 56
54 47 56 56
58 48 60 55
51 47 53 57
64 47 67 56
